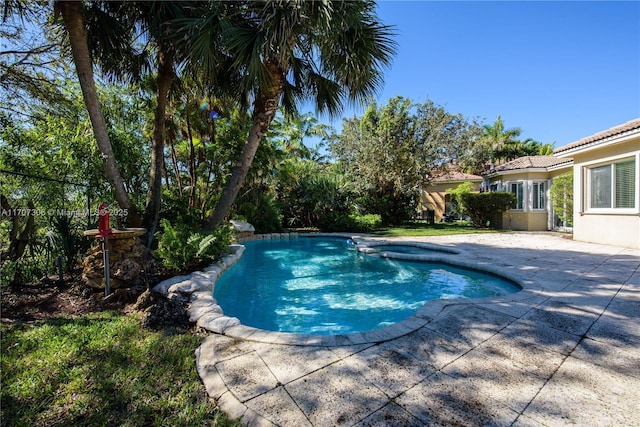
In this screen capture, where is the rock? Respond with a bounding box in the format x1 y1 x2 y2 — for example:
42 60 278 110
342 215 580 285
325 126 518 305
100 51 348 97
230 220 255 241
130 289 156 312
81 237 155 290
112 258 141 282
230 220 255 233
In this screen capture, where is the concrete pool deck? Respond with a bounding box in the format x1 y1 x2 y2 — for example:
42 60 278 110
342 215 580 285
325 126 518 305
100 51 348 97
194 232 640 426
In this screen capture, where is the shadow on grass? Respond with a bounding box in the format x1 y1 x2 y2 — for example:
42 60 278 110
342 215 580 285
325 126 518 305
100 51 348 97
0 313 239 427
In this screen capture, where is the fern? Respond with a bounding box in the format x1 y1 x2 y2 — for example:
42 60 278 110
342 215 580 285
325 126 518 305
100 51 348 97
196 234 217 258
155 219 232 271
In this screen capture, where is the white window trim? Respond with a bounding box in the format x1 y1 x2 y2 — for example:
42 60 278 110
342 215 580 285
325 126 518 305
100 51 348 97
507 181 525 212
583 153 639 214
532 181 547 211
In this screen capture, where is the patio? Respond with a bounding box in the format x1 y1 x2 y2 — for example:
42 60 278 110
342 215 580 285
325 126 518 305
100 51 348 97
195 232 640 426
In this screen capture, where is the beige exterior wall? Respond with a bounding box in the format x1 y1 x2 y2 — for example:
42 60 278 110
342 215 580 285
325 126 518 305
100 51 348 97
486 170 558 231
573 214 638 248
502 211 549 231
420 180 481 222
561 137 640 248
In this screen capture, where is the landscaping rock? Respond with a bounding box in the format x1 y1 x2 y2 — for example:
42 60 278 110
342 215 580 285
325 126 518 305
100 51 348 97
81 237 155 290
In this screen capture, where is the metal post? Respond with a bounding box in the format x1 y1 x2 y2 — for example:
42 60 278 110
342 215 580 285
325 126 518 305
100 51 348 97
56 256 64 282
102 237 110 296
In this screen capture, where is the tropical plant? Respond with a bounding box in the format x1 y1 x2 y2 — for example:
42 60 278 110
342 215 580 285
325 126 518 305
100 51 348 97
155 218 232 272
459 192 516 228
54 0 141 226
482 116 522 167
269 111 332 161
550 171 573 227
53 1 210 241
175 0 398 230
495 137 555 162
46 214 90 274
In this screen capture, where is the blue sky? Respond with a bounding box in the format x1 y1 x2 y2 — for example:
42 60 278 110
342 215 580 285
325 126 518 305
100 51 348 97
308 1 640 150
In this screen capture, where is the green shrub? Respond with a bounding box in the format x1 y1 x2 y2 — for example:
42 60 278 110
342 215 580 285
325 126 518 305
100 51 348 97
155 219 233 272
447 181 474 216
349 213 382 232
550 171 573 226
459 192 516 228
46 215 90 274
235 192 283 233
318 212 381 233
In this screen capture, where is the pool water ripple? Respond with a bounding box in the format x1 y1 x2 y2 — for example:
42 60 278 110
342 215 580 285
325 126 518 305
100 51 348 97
213 237 520 335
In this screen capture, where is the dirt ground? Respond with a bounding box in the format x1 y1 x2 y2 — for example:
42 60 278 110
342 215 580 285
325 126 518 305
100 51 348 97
0 269 178 323
1 280 136 322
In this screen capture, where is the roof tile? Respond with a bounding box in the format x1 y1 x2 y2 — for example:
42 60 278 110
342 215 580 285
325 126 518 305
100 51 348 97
554 118 640 154
488 156 572 173
432 170 483 182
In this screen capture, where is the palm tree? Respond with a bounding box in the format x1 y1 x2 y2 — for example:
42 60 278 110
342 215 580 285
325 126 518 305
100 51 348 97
56 1 193 241
177 1 397 230
271 111 332 161
482 116 522 167
55 1 141 226
123 1 201 241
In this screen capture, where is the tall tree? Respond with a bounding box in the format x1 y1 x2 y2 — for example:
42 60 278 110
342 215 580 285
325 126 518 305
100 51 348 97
482 116 522 167
331 96 480 223
131 1 188 242
55 1 192 241
54 1 141 226
81 1 189 241
1 2 70 120
177 1 397 230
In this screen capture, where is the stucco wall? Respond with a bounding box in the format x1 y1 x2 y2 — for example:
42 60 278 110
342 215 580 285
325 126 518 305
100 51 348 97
573 214 639 248
420 181 480 222
566 137 640 249
489 170 556 231
502 211 549 231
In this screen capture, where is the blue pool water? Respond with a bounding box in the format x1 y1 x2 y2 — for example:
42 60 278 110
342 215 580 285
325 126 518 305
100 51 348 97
214 238 519 335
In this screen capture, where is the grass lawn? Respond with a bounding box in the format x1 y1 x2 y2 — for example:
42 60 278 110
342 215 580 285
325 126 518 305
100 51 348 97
375 221 507 237
1 312 242 427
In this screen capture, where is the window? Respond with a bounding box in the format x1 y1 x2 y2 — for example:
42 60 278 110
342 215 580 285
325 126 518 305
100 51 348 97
510 182 524 210
533 182 546 210
589 158 636 209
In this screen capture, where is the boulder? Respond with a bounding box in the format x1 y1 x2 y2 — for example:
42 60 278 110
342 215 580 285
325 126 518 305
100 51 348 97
230 220 255 240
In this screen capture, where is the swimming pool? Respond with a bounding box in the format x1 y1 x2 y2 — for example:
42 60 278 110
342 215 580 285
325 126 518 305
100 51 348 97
213 237 520 335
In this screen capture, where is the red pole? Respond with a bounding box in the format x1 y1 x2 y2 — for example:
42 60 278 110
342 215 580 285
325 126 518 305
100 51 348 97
98 203 112 237
97 203 112 296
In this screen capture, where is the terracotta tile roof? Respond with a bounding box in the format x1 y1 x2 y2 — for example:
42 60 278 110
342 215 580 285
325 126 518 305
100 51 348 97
488 156 572 173
431 170 483 182
554 118 640 155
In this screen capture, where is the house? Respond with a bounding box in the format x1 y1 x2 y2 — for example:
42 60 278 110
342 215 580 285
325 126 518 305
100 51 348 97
419 168 483 222
483 156 573 231
554 118 640 249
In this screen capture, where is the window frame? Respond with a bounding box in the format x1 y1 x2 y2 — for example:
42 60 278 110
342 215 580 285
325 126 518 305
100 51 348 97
532 181 546 211
585 155 638 213
509 181 524 211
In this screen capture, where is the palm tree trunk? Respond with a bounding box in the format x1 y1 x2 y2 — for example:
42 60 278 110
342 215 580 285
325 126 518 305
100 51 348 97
185 100 197 209
56 1 140 226
204 68 283 230
142 50 173 244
